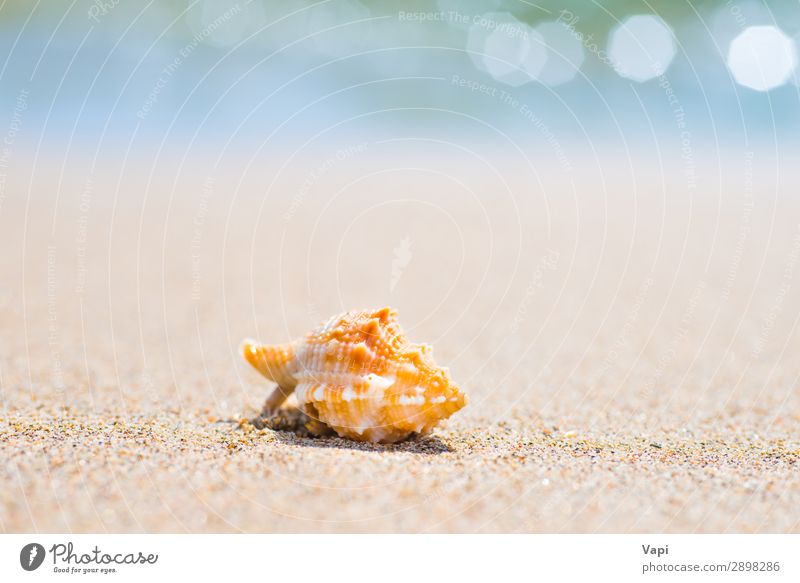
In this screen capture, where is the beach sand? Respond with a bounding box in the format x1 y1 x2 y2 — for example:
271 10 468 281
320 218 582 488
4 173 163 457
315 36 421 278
1 152 798 532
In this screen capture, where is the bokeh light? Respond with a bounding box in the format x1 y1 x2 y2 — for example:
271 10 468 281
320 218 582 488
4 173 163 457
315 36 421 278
608 15 676 82
709 0 773 51
727 25 798 91
535 21 586 87
467 12 547 87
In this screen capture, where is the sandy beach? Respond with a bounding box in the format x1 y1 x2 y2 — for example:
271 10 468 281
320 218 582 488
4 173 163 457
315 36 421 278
1 152 798 533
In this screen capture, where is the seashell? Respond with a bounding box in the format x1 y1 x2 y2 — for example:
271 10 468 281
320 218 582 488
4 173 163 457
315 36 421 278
241 307 468 443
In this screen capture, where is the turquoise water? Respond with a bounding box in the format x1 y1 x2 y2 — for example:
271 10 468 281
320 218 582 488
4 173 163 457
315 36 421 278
1 1 798 155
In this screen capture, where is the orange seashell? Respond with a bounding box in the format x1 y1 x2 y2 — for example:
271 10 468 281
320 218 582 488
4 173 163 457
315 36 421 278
241 308 467 443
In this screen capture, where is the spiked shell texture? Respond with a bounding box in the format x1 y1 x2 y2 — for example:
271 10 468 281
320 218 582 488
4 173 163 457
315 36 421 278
241 308 468 443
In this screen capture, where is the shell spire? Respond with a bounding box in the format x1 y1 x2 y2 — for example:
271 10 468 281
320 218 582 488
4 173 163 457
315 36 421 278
241 308 468 443
241 340 297 388
240 340 298 412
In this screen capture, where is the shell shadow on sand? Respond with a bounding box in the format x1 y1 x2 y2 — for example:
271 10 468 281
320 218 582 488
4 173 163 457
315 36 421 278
239 406 454 455
271 430 454 455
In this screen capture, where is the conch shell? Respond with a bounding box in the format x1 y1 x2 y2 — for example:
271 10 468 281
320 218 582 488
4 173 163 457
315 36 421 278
241 307 467 443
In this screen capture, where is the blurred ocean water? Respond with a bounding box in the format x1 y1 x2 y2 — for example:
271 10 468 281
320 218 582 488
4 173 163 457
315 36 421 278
0 0 798 159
